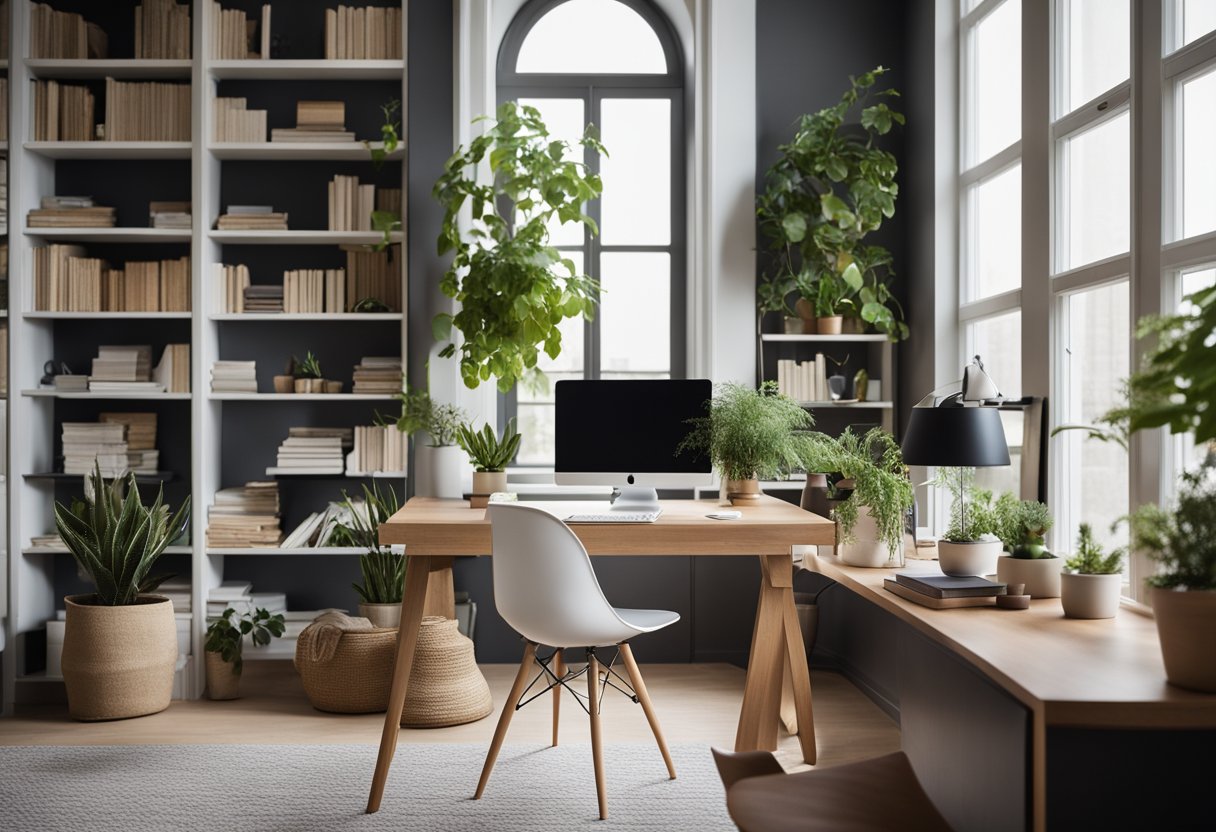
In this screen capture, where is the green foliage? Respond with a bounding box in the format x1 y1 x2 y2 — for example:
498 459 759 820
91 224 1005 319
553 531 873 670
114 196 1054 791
292 351 323 379
433 101 607 392
457 417 522 472
352 296 392 313
812 428 914 556
353 549 407 606
931 468 1004 542
53 462 191 606
395 384 467 447
997 495 1054 558
1065 523 1125 575
365 99 402 249
339 482 407 604
676 382 828 482
204 607 286 676
1129 453 1216 590
756 67 908 340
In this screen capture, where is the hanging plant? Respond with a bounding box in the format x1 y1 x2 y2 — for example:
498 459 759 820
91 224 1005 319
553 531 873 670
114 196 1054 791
432 101 606 392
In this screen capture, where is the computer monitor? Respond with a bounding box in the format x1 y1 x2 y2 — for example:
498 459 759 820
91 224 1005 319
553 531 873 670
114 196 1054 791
554 378 714 511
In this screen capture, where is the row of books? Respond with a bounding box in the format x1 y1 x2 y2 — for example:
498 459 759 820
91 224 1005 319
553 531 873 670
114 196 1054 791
272 99 354 143
155 343 192 394
206 481 282 548
50 343 188 395
210 359 256 393
775 356 832 403
31 80 94 141
216 204 288 230
32 245 190 312
213 97 268 143
282 268 347 314
349 424 408 476
29 1 108 59
106 78 192 141
28 203 116 229
344 243 402 311
351 356 402 395
328 175 376 232
61 414 159 476
150 201 191 229
324 5 403 60
209 1 270 60
134 0 192 60
269 427 354 476
217 253 400 315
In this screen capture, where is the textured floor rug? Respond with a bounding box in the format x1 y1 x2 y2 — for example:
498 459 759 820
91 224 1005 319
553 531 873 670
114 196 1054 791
0 742 734 831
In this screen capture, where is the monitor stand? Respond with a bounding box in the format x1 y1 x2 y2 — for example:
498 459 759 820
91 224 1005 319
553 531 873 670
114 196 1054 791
612 486 661 513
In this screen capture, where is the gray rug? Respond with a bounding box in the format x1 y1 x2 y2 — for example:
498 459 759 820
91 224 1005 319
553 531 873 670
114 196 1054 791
0 743 735 831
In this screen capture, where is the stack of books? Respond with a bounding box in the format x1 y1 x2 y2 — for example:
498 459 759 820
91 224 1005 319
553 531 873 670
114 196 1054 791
29 533 69 552
210 360 257 393
135 0 192 59
776 355 830 402
103 79 191 141
283 268 345 313
206 482 282 548
243 284 283 313
349 424 408 475
28 197 116 228
213 98 268 142
352 356 402 394
29 2 108 59
217 205 287 230
158 578 192 615
328 175 375 231
883 573 1008 609
89 345 163 394
271 100 355 143
207 582 286 618
32 81 96 141
153 343 191 393
98 411 157 452
324 5 403 59
268 427 353 475
343 244 401 311
32 247 190 312
52 374 89 392
61 418 158 476
209 1 270 60
149 201 191 229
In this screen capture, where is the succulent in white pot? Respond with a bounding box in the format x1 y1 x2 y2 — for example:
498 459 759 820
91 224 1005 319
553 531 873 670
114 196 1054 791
931 468 1004 577
1060 523 1125 619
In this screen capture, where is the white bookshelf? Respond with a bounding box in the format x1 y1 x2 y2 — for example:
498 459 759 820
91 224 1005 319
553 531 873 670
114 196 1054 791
209 312 402 321
3 0 410 707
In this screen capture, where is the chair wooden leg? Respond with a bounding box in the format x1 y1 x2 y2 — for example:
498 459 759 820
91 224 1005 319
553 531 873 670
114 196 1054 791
587 650 608 820
552 649 564 747
474 641 537 800
618 643 676 780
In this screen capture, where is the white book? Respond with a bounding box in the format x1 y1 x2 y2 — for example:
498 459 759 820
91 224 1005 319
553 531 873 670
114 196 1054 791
209 579 253 600
815 353 827 402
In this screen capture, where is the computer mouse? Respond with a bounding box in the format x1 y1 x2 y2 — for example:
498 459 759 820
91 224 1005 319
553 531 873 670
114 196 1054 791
707 510 742 520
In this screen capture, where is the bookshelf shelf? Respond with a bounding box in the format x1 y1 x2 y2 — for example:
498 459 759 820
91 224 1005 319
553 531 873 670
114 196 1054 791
24 142 193 160
264 469 408 478
25 471 176 483
207 393 399 402
22 545 193 556
24 311 193 320
207 230 404 246
21 389 192 401
205 547 367 556
208 59 405 80
207 142 402 161
209 313 402 322
25 59 194 79
760 333 890 343
23 227 193 243
798 400 894 409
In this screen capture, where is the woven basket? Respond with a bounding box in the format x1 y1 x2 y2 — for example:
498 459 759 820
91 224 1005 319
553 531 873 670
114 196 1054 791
294 616 492 727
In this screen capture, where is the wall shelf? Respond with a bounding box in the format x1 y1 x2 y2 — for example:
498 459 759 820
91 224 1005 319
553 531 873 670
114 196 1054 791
208 59 405 80
209 313 402 321
207 393 398 401
24 311 193 320
208 230 403 245
24 142 192 160
25 59 193 79
23 545 193 556
760 333 890 343
23 227 193 243
207 142 401 161
205 547 367 556
24 471 176 483
21 390 191 400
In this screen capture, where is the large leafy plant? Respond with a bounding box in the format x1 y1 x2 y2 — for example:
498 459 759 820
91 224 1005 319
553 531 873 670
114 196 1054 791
756 67 908 339
433 101 607 392
457 417 522 473
811 428 913 556
53 463 191 606
1129 453 1216 590
204 607 286 676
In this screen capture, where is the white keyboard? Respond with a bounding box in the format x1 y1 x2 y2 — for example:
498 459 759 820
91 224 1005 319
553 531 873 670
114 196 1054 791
564 509 662 524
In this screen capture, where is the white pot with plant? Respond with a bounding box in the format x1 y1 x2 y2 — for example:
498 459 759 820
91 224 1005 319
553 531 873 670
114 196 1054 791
932 468 1004 577
1060 523 1124 619
397 384 470 499
457 417 521 503
342 483 406 628
54 463 191 721
204 606 286 700
995 496 1061 597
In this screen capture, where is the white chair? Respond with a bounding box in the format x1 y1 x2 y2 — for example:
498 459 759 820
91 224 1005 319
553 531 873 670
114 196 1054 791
475 502 681 820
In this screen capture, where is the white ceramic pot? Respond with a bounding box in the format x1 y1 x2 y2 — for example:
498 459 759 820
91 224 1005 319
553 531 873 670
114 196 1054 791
1151 587 1216 692
839 508 902 568
1060 572 1122 619
358 602 403 629
996 554 1063 598
414 443 470 499
472 470 508 496
937 539 1003 577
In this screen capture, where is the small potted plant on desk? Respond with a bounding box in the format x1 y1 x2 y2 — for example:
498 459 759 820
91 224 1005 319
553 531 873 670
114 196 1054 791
457 417 522 508
995 496 1061 597
339 482 405 628
1060 523 1124 619
204 606 287 700
931 468 1004 576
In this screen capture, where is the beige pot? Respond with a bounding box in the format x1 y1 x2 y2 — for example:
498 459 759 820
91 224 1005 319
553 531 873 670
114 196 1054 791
273 375 295 394
816 316 843 335
205 651 241 700
839 508 902 568
472 470 508 496
61 594 177 721
1151 587 1216 692
794 298 817 334
324 380 343 394
1060 572 1122 619
937 539 1003 577
294 378 323 393
996 554 1063 598
727 477 762 505
783 316 803 335
359 602 403 629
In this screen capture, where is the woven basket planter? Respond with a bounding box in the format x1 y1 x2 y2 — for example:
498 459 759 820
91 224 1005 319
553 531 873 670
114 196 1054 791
294 616 492 727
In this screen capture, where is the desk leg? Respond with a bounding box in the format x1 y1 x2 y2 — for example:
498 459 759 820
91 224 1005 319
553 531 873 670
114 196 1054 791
422 556 455 619
735 555 792 753
781 584 817 764
366 555 434 814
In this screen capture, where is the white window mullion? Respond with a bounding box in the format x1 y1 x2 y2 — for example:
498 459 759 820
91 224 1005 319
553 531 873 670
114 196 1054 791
960 288 1023 322
1051 252 1133 293
1162 228 1216 269
1050 82 1131 140
960 141 1023 186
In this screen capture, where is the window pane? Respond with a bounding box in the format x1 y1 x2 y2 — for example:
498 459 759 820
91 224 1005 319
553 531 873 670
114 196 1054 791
966 164 1021 300
1180 66 1216 240
1171 0 1216 51
600 253 671 374
968 0 1021 164
600 98 671 245
1060 0 1129 116
516 0 667 74
965 310 1022 400
1058 111 1130 270
1057 281 1130 560
518 98 587 247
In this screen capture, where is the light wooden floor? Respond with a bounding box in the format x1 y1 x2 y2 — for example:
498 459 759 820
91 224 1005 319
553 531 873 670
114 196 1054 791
0 662 899 772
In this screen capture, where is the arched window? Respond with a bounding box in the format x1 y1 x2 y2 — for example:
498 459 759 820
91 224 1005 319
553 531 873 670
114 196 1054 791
499 0 686 465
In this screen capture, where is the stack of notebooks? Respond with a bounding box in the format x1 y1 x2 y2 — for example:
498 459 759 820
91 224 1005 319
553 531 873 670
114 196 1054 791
210 360 257 393
328 175 374 231
153 343 191 393
135 0 192 59
243 284 284 313
206 482 282 548
150 201 191 229
32 81 96 141
99 411 157 453
217 205 287 230
352 356 402 394
283 268 345 313
207 581 286 618
28 2 108 59
28 197 116 228
60 418 158 476
272 100 355 143
208 1 270 60
883 573 1008 609
268 427 353 475
343 244 401 311
29 533 69 552
324 4 403 59
349 424 408 475
103 79 191 142
213 98 268 142
89 345 163 394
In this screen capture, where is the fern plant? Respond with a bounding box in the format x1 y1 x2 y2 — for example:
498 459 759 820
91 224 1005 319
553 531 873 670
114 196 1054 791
931 468 1004 543
53 462 191 606
457 417 522 472
1065 523 1125 575
395 384 467 447
812 428 913 556
1129 453 1216 590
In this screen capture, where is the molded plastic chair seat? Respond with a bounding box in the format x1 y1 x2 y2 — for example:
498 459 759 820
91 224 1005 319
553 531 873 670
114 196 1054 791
614 607 682 633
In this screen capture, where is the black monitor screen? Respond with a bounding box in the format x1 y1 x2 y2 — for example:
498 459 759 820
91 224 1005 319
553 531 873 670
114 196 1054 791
554 379 713 474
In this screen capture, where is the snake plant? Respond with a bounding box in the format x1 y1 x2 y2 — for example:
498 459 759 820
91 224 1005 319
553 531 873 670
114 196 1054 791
345 483 407 605
456 417 522 472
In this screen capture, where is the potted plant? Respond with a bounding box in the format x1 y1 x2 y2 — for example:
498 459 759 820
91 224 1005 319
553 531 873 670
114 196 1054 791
1129 454 1216 692
994 495 1061 597
677 381 825 505
931 469 1004 577
203 606 286 700
53 463 191 720
273 358 295 394
342 482 406 628
396 383 469 498
432 101 605 392
293 351 325 394
755 67 909 341
457 417 522 505
1060 523 1125 619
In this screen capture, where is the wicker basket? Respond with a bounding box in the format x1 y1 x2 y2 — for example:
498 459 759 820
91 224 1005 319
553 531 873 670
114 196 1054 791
294 616 492 727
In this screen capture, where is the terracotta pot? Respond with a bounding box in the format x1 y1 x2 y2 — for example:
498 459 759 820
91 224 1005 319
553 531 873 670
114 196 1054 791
61 594 177 721
726 477 762 505
838 508 902 568
324 380 343 394
1151 587 1216 692
273 375 295 394
794 298 817 334
359 602 403 630
816 316 843 335
996 554 1063 598
937 539 1003 577
1060 572 1122 619
205 651 241 700
472 470 508 497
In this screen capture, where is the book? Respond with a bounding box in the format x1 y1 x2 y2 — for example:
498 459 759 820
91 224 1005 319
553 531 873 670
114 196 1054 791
894 573 1007 598
883 579 999 609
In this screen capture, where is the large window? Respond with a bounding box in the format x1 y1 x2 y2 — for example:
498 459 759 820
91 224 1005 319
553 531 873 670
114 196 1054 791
498 0 685 465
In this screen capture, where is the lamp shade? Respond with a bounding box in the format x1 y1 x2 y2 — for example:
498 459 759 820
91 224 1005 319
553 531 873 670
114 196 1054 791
901 405 1011 467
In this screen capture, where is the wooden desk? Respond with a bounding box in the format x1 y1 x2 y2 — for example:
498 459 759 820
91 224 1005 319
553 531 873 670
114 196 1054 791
366 495 835 813
807 552 1216 831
